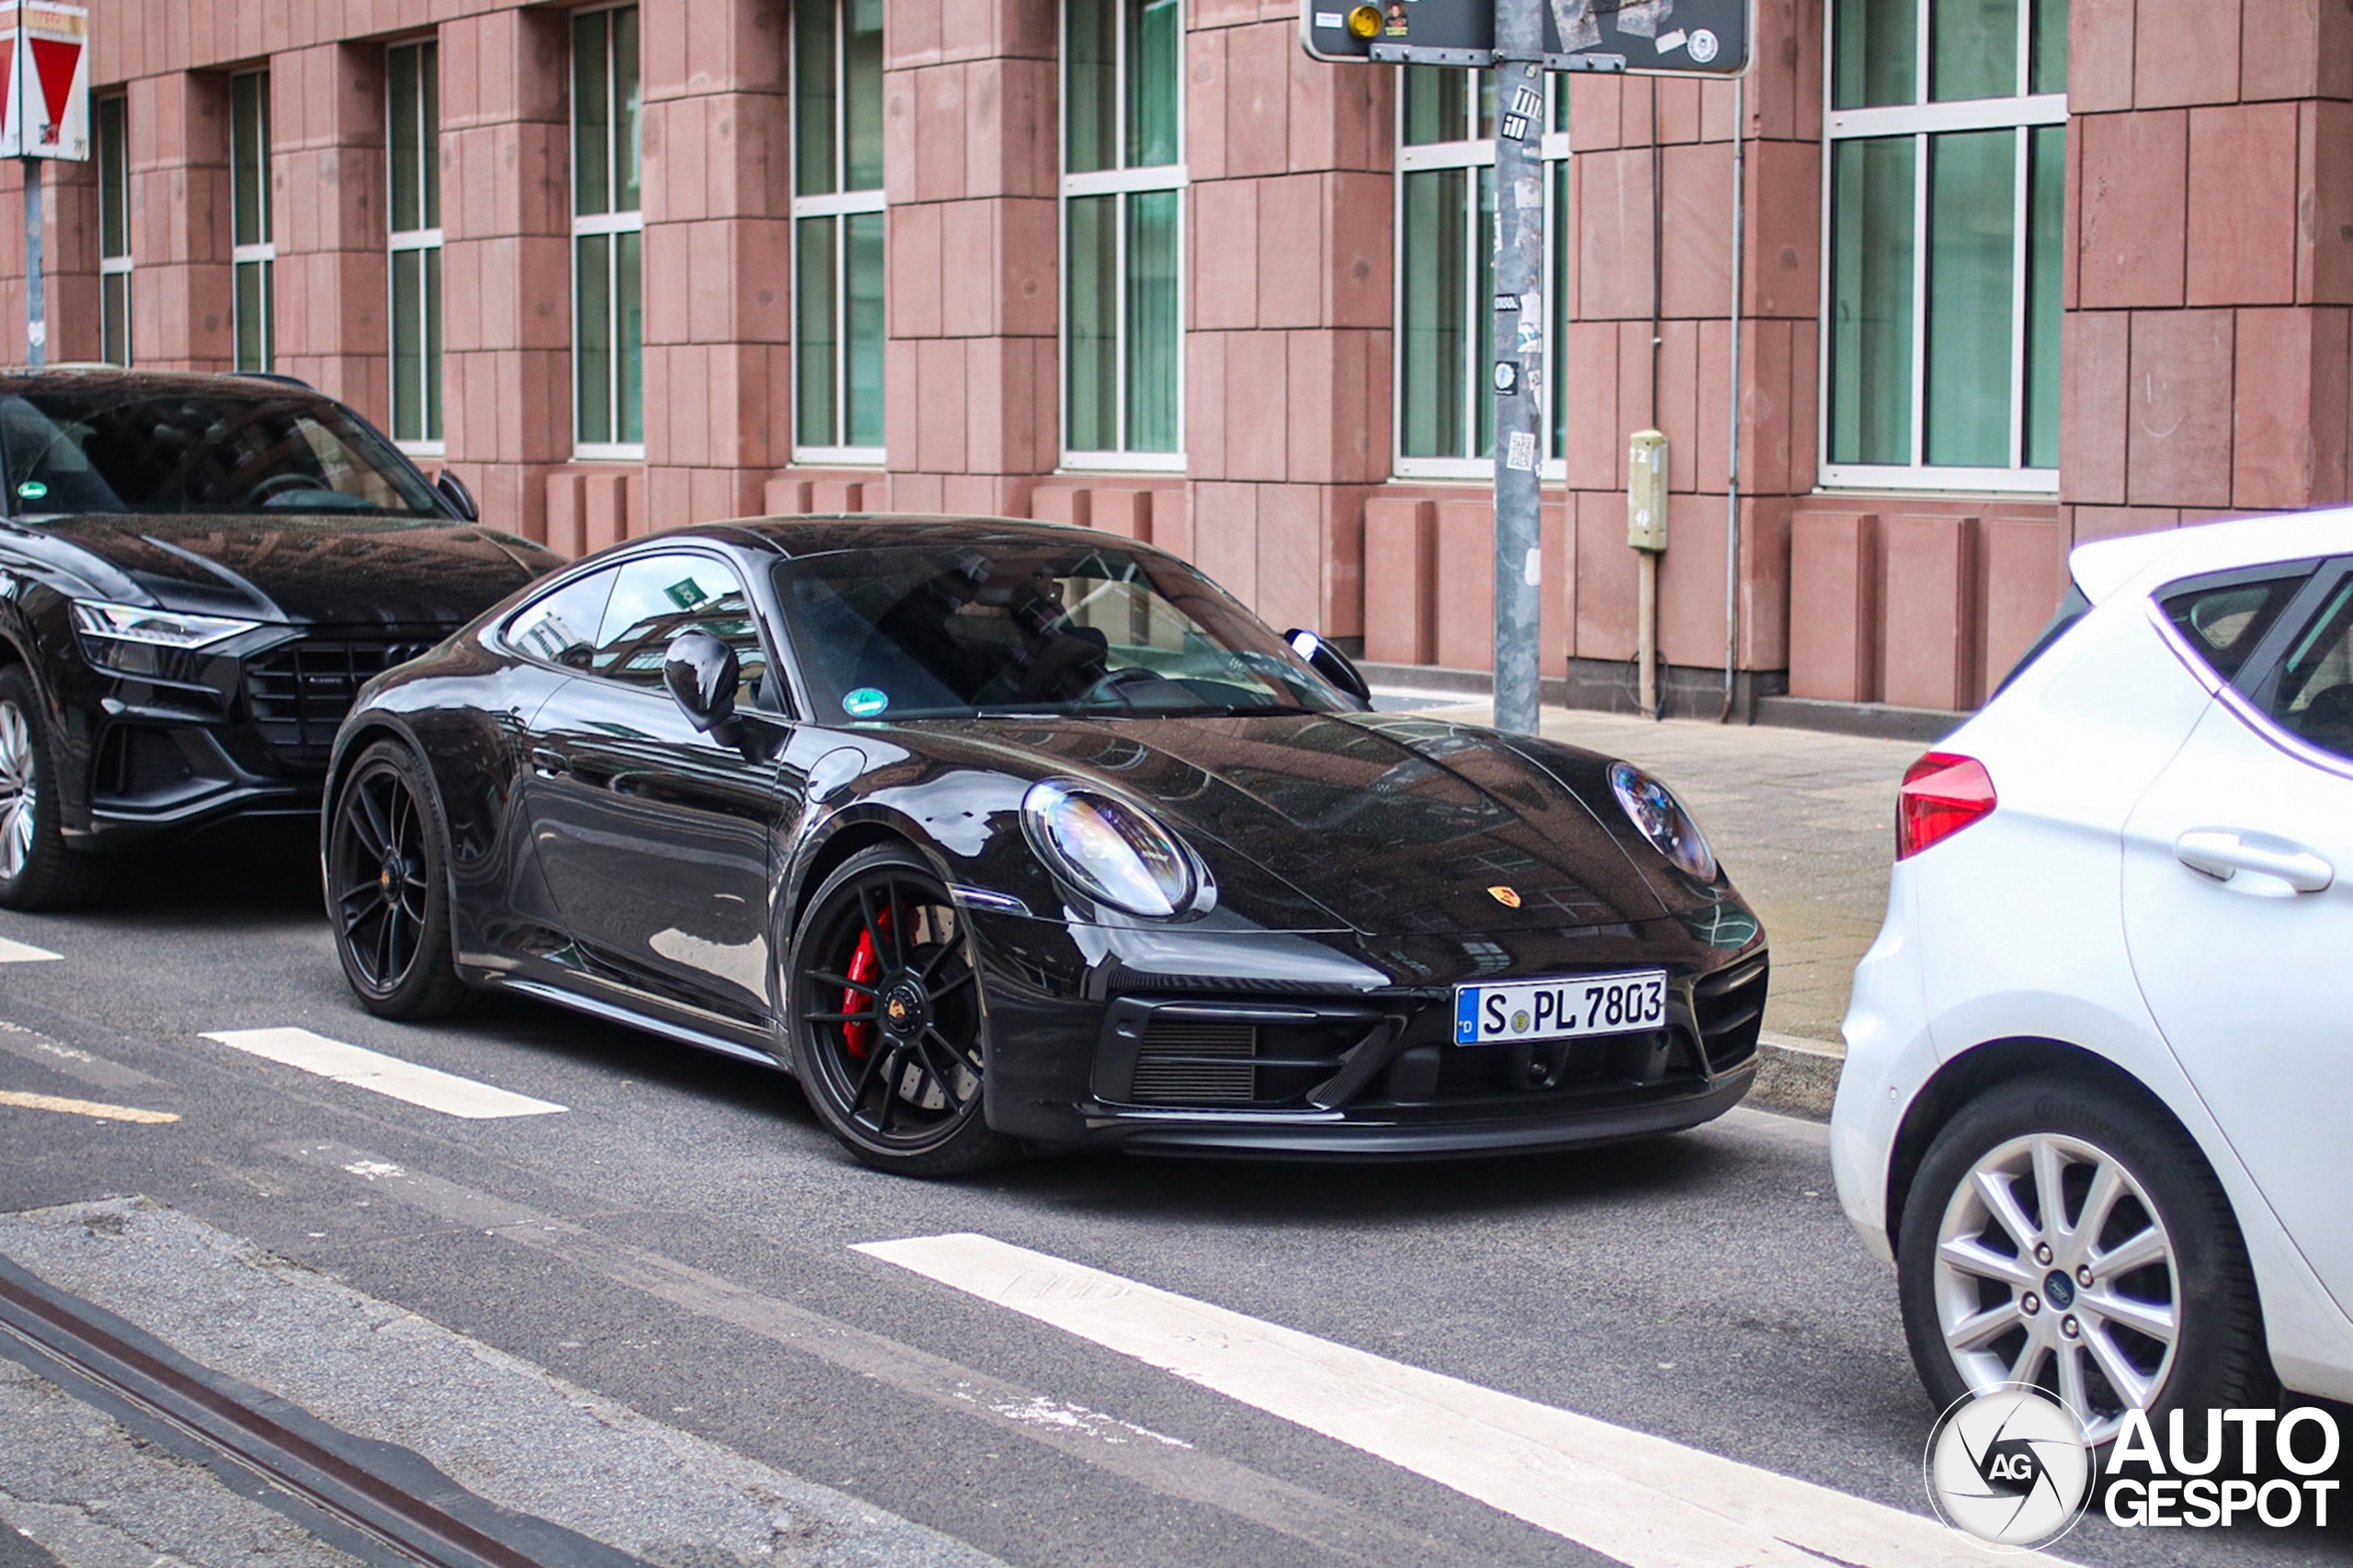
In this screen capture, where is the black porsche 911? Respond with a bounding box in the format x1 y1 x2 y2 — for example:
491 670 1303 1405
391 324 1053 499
325 516 1768 1174
0 369 560 909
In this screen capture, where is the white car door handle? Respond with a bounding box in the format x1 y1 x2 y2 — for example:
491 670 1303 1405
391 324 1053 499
2175 829 2336 893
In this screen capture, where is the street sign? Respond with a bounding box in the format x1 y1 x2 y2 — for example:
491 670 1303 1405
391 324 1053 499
0 3 91 161
1301 0 1749 76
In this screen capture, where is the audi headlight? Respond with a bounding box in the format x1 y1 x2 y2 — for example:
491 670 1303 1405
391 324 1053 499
1022 779 1205 917
71 600 265 676
1608 762 1717 882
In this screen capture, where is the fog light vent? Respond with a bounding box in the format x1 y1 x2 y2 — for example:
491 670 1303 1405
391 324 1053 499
1131 1020 1256 1105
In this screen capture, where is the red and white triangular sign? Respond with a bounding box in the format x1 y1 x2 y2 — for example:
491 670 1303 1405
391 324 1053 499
13 3 85 160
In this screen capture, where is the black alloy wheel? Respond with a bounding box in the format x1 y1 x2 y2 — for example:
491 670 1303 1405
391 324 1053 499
0 665 109 911
1897 1074 2272 1446
787 845 1016 1176
327 739 468 1019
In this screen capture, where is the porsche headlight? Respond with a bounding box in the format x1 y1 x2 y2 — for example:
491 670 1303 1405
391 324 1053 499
1022 779 1202 917
1608 762 1717 882
71 600 264 675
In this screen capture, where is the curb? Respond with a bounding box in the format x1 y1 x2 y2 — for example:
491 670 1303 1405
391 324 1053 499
1748 1031 1845 1121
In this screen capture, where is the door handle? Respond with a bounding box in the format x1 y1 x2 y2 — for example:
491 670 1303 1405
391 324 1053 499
529 748 571 779
2175 829 2335 893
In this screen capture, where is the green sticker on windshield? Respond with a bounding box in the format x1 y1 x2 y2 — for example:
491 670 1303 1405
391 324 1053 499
16 481 47 502
841 687 890 719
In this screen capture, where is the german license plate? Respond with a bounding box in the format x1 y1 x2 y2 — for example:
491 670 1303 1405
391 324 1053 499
1452 970 1667 1046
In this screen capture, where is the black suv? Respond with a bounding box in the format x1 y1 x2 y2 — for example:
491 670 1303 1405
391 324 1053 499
0 369 561 909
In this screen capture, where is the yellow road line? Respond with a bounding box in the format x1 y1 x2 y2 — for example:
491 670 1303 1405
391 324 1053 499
0 1089 178 1124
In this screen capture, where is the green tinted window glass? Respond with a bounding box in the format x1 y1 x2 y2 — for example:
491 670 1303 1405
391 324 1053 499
1401 167 1468 458
1931 0 2019 100
1065 196 1119 452
1403 67 1469 145
575 234 613 442
232 73 270 246
1065 0 1116 174
97 97 126 258
2023 124 2063 468
795 0 837 194
616 228 643 444
1833 0 1916 107
795 217 838 449
2030 0 2067 91
1924 130 2015 466
1126 190 1180 451
846 210 886 447
1128 0 1179 167
392 248 424 440
1828 136 1915 465
390 45 421 232
613 7 641 211
420 46 440 230
101 274 129 367
846 0 884 189
573 10 610 214
234 259 271 372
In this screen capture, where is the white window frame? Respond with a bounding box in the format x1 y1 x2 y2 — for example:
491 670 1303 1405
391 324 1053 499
1818 0 2065 494
790 0 886 468
1057 0 1187 474
387 38 443 456
97 94 130 367
230 69 274 374
1391 76 1570 483
572 2 644 462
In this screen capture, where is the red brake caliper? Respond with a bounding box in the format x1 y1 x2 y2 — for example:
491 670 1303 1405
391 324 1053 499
841 910 890 1059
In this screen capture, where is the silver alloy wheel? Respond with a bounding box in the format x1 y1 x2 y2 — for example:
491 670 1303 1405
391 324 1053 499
1933 1131 2179 1441
0 699 34 881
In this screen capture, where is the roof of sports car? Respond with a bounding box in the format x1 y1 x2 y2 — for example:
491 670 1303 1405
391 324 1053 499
695 513 1115 559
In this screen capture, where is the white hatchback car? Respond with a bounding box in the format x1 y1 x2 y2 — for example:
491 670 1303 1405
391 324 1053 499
1834 510 2353 1443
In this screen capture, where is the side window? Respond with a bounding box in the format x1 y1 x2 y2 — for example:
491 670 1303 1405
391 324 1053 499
2261 574 2353 762
506 567 619 669
590 554 771 694
2158 571 2313 686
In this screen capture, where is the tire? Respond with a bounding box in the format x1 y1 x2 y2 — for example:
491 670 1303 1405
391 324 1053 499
0 665 111 911
325 739 469 1019
1897 1074 2270 1445
785 845 1017 1176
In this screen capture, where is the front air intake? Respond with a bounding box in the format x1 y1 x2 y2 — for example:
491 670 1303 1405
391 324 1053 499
1130 1018 1256 1105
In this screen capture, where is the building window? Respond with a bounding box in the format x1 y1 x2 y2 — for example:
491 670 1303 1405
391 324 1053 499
791 0 884 461
1394 69 1570 480
573 4 642 457
1061 0 1183 469
1823 0 2066 491
97 96 129 366
388 40 442 449
231 71 273 373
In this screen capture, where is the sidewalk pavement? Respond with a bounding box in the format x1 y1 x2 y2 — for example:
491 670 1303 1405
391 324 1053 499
1394 699 1931 1111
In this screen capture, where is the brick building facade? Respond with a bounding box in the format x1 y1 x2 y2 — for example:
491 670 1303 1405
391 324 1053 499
8 0 2349 718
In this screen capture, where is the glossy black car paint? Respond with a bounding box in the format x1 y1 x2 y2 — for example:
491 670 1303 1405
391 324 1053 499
0 371 561 851
333 517 1770 1156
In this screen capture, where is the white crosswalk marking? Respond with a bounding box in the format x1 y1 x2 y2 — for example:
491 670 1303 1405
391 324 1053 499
0 936 61 962
200 1028 565 1119
858 1233 2036 1568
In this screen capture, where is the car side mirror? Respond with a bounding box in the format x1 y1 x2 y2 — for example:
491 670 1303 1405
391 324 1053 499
663 629 741 737
434 470 478 522
1285 628 1371 704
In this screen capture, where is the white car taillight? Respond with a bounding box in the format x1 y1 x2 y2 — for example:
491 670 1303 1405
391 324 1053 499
1896 753 1996 859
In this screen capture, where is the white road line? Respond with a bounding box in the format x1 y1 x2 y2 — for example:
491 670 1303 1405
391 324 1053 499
199 1028 565 1119
858 1233 2033 1568
0 936 61 962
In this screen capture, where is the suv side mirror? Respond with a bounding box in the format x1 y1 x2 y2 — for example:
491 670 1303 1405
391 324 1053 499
663 629 741 738
435 470 479 522
1285 628 1371 704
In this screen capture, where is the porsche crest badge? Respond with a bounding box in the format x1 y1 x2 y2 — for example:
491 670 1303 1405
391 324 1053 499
1486 885 1521 908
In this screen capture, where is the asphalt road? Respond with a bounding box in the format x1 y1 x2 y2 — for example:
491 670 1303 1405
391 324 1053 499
0 823 2341 1567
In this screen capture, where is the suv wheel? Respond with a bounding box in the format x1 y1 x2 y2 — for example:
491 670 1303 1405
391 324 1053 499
0 666 111 911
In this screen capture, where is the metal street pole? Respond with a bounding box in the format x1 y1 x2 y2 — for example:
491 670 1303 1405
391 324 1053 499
1489 0 1544 734
21 158 43 368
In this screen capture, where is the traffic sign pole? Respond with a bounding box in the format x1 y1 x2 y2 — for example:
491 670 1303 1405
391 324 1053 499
22 160 43 368
1489 0 1544 735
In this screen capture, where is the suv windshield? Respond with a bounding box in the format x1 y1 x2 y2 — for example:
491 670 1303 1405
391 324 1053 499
778 543 1358 722
0 387 442 517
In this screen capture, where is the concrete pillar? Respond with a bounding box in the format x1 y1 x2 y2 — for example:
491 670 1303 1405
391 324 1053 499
125 71 234 371
638 0 793 530
271 42 390 423
881 0 1059 519
0 156 101 367
439 7 574 543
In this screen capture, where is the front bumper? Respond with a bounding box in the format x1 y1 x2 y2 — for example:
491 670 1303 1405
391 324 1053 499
963 902 1768 1155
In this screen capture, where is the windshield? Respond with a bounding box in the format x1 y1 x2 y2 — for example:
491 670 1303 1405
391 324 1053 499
777 543 1361 722
0 388 443 516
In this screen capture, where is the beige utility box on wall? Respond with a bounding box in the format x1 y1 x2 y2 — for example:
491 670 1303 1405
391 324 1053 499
1627 430 1669 552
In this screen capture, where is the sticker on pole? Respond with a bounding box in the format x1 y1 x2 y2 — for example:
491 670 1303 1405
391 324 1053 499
1301 0 1751 76
0 4 90 161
